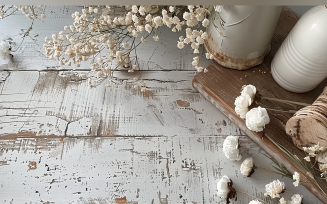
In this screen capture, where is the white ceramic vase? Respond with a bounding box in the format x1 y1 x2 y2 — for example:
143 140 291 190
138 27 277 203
271 5 327 93
205 6 282 70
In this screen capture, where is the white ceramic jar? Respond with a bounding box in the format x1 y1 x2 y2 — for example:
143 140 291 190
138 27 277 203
271 5 327 93
205 6 282 70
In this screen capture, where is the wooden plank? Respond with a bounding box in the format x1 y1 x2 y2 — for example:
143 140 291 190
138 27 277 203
192 7 327 203
0 136 322 204
0 70 241 138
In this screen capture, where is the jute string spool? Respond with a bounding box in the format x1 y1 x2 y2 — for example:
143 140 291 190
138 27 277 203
286 86 327 151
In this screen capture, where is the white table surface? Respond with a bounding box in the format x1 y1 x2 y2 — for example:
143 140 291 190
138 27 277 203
0 5 323 204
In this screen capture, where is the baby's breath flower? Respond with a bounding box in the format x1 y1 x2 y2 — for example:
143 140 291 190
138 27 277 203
153 35 159 41
292 172 300 187
177 41 185 49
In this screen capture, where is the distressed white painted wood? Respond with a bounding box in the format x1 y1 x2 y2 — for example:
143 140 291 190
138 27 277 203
0 6 324 204
0 137 322 204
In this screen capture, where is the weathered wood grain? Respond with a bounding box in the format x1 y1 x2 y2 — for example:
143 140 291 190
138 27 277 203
0 5 324 204
193 7 327 204
0 70 241 138
0 136 322 204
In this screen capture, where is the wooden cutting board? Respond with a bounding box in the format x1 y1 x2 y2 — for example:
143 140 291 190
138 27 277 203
192 7 327 203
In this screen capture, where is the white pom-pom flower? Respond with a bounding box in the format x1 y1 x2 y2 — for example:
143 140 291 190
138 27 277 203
245 106 270 132
240 157 254 176
264 179 285 198
234 95 252 119
223 136 241 161
235 84 257 119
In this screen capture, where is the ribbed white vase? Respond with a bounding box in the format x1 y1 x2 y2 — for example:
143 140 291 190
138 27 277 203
271 5 327 93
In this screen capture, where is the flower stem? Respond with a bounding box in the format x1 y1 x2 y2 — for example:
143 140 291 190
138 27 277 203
264 107 297 114
235 189 269 204
261 96 311 107
255 166 291 178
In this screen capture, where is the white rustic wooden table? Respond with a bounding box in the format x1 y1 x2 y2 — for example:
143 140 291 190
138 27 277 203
0 6 323 204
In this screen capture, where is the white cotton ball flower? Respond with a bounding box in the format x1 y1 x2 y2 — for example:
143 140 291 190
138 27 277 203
193 49 199 54
234 95 251 119
205 53 210 59
153 35 159 41
217 175 231 199
264 179 285 199
202 18 209 27
288 194 303 204
172 27 177 32
0 41 12 61
177 41 185 49
223 136 241 161
240 157 254 176
249 200 262 204
245 106 270 132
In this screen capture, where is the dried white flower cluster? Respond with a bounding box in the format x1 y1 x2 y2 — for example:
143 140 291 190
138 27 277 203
316 150 327 180
234 84 256 119
234 85 270 132
264 179 285 198
0 41 12 61
44 5 214 88
279 194 303 204
302 143 327 180
240 157 254 177
222 135 242 161
292 172 300 187
245 106 270 132
303 142 323 161
0 5 45 20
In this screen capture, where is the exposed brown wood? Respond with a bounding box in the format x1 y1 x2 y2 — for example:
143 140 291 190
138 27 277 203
193 7 327 203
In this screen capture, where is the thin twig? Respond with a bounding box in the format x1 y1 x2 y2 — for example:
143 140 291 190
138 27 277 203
261 96 311 107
